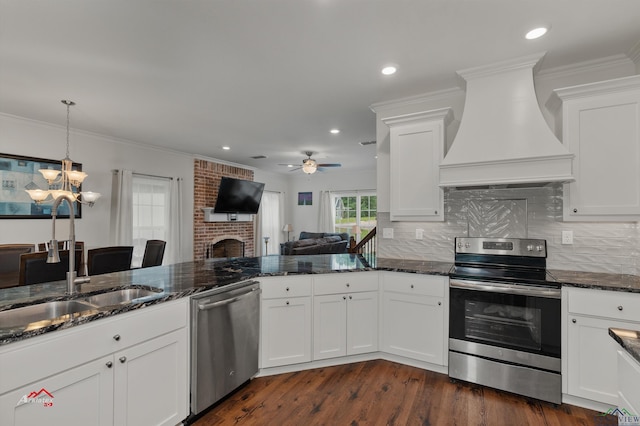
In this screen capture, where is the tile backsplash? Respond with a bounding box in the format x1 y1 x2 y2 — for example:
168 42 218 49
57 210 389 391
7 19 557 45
378 184 639 274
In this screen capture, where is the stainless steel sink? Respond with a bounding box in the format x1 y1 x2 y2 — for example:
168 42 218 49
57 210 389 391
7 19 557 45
0 300 97 329
81 288 164 307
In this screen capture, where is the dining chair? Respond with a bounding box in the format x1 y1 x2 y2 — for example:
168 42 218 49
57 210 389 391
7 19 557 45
39 241 85 276
87 246 133 276
141 240 166 268
18 249 83 286
0 244 35 288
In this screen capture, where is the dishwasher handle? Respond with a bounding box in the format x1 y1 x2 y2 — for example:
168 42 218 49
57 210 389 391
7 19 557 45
197 287 261 311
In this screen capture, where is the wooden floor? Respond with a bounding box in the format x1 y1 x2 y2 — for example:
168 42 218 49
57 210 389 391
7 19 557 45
191 360 616 426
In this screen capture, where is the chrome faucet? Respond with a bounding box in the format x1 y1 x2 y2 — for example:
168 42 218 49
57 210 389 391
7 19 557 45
47 194 90 294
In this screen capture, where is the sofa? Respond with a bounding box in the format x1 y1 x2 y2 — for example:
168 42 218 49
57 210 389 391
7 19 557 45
280 232 349 255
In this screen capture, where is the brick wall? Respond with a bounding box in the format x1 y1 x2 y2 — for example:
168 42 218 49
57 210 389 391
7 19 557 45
193 159 255 261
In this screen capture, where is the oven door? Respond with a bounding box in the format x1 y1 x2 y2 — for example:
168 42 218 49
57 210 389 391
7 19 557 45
449 279 561 359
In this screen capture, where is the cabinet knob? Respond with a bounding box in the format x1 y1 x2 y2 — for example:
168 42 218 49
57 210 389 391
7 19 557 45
572 318 577 323
106 361 113 368
573 208 578 213
618 305 623 311
438 301 442 306
343 296 347 300
346 283 350 287
113 334 121 341
434 210 438 215
349 295 353 300
410 284 414 289
285 301 290 305
119 356 126 363
285 287 289 291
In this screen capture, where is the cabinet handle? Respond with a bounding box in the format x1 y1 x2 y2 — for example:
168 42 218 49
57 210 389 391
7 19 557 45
119 356 126 363
113 334 121 341
573 208 578 213
106 361 113 368
286 301 290 305
285 287 289 291
618 305 623 311
572 318 577 323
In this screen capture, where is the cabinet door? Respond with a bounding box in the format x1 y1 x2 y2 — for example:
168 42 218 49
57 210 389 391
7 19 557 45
560 80 640 220
381 291 444 364
313 294 348 360
261 297 312 368
113 328 188 426
0 356 113 426
346 291 378 355
566 314 631 405
618 350 640 415
385 109 452 222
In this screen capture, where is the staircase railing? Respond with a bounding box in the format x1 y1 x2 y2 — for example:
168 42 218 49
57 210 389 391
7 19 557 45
348 227 376 256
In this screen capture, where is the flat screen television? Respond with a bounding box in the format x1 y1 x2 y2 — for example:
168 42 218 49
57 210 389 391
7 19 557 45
214 177 265 214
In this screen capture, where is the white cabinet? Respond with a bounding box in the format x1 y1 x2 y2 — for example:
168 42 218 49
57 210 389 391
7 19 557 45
383 108 453 222
260 276 312 368
618 349 640 415
313 273 379 360
564 287 640 405
552 75 640 221
380 272 447 365
0 299 189 426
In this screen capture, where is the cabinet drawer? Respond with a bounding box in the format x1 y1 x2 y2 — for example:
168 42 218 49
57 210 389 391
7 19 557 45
0 298 188 395
568 288 640 322
382 272 446 297
313 272 378 295
260 276 312 299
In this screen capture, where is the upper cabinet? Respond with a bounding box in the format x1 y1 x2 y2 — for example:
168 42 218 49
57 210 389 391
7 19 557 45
383 108 453 222
552 75 640 221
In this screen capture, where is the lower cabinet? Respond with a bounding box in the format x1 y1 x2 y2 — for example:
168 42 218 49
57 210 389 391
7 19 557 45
380 272 447 365
260 276 313 368
0 299 189 426
618 350 640 415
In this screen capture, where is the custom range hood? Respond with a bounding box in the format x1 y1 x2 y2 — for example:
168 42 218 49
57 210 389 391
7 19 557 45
439 52 574 187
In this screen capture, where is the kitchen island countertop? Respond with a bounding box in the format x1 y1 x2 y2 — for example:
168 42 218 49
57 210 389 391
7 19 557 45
609 327 640 365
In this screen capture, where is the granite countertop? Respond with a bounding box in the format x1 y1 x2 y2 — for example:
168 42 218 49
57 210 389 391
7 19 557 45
2 253 640 346
609 328 640 365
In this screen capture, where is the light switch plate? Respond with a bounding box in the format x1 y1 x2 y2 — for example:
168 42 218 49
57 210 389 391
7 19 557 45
382 228 394 239
562 230 573 245
415 229 424 240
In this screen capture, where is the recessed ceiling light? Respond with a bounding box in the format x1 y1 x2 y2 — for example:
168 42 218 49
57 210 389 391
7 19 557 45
222 146 230 150
381 65 397 75
525 26 549 40
330 129 340 134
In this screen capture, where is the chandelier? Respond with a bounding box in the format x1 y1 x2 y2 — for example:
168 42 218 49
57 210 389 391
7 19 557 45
25 100 101 206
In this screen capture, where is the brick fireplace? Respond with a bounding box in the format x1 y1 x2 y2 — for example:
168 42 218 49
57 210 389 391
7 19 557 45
193 159 255 261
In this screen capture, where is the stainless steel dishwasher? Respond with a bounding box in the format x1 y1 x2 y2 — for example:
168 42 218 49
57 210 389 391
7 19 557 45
190 280 261 416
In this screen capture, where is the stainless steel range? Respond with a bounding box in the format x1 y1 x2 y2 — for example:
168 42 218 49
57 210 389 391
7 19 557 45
448 237 561 404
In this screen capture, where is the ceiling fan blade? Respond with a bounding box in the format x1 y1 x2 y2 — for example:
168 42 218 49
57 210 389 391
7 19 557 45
288 166 302 172
317 163 341 167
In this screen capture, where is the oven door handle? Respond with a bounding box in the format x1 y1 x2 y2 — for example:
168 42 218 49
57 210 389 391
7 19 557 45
450 279 561 299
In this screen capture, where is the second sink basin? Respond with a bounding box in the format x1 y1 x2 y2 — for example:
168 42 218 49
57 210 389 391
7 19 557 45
81 288 164 307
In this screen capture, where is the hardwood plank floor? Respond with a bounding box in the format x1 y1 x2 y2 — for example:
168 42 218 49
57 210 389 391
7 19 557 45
191 360 617 426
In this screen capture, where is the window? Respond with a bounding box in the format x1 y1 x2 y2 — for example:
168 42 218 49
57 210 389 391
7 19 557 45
132 175 171 267
258 191 283 256
333 192 377 243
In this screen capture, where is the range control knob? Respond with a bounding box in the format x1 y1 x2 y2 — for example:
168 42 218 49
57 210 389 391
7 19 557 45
465 243 470 248
527 245 534 251
536 245 544 252
457 242 463 248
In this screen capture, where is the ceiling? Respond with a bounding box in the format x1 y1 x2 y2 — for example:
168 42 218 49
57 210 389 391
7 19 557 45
1 1 639 175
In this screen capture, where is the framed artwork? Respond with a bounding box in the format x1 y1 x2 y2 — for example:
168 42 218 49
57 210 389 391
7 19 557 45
298 191 312 206
0 153 82 219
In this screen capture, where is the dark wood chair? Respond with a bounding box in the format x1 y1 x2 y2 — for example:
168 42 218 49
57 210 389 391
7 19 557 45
18 250 82 286
87 246 133 276
0 244 35 288
38 241 85 276
141 240 166 268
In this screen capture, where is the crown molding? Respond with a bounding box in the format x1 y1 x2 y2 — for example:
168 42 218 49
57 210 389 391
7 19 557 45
536 54 633 81
370 87 464 113
628 39 640 67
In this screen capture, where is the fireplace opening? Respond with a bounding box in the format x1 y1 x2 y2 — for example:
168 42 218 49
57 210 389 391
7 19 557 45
206 238 245 259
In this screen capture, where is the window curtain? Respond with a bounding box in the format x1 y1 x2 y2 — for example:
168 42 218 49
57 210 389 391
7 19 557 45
166 177 183 264
256 191 282 256
318 190 335 233
110 169 133 246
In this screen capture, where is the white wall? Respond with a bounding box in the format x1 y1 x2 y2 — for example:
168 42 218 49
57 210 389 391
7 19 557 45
0 113 194 262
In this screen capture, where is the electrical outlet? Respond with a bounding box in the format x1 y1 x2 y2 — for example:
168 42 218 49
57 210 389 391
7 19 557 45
415 229 424 240
382 228 394 239
562 230 573 245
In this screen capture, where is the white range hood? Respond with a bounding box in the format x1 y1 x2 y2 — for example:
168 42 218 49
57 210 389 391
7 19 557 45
439 52 574 187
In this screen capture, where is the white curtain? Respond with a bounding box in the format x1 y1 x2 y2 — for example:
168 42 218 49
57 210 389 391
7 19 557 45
318 190 335 233
167 177 183 264
110 169 133 246
256 191 283 256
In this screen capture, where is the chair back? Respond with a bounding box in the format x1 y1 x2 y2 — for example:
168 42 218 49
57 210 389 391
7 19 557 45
87 246 133 276
141 240 166 268
0 244 35 288
38 241 85 275
19 250 82 286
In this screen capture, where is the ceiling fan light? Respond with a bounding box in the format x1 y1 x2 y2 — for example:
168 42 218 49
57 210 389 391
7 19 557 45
302 158 317 174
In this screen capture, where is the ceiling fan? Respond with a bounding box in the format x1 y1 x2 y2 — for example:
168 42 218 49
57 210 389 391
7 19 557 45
280 151 342 174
